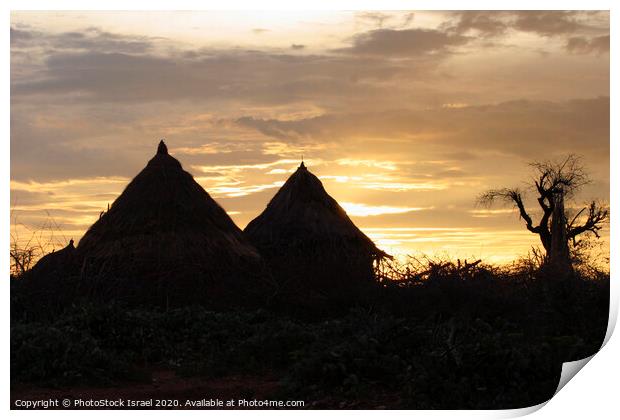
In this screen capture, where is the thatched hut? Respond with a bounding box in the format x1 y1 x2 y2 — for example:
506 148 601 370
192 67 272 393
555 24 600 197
244 162 389 305
28 140 271 308
28 239 78 280
15 239 83 315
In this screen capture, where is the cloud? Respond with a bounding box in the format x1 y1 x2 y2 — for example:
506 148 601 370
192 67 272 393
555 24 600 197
512 11 584 37
355 11 416 30
11 26 158 54
236 97 610 160
566 35 610 55
11 46 418 106
338 28 469 57
10 189 54 207
10 106 150 181
447 11 608 37
444 11 609 52
446 11 509 36
208 181 284 198
336 159 398 171
12 18 608 113
320 174 448 192
356 12 393 28
235 116 314 140
340 202 429 217
10 27 34 43
193 159 307 174
469 208 516 218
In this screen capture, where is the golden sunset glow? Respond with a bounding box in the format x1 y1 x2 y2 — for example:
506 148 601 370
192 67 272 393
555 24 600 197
10 11 609 265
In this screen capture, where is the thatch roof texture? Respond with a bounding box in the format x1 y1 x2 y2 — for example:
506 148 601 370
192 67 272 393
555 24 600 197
78 140 258 262
244 162 387 303
71 140 267 307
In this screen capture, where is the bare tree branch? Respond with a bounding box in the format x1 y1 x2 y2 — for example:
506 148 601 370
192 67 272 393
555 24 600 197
529 154 589 197
479 188 539 233
567 201 609 239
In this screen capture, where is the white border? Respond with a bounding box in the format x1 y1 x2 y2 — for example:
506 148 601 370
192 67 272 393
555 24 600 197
3 1 617 419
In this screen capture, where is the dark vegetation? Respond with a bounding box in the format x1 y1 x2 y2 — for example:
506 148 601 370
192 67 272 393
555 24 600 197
11 256 609 409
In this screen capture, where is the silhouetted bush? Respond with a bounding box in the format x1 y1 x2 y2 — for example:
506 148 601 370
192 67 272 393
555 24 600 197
10 258 608 409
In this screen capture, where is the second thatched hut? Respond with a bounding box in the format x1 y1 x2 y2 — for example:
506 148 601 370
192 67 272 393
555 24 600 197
244 162 389 306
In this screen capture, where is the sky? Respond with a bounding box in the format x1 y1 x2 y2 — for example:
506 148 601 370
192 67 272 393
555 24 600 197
10 10 610 265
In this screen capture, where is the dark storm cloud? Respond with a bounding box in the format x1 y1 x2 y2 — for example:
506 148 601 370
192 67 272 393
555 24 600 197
338 28 469 56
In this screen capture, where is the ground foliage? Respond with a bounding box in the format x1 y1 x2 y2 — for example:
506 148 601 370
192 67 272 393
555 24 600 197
10 258 609 409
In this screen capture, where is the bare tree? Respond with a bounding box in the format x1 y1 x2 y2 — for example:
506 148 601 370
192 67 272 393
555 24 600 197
10 209 68 277
479 155 609 272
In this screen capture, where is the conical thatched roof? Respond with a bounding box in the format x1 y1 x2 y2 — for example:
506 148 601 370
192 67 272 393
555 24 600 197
245 162 387 260
244 162 387 307
78 140 258 264
70 140 267 307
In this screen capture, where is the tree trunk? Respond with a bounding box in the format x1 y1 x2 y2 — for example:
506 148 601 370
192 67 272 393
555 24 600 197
548 189 572 273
